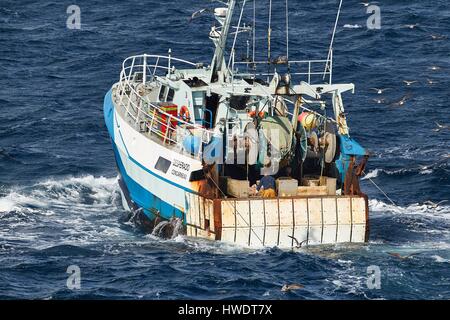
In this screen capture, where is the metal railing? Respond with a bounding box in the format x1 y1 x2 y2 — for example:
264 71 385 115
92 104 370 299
115 54 214 159
231 51 333 84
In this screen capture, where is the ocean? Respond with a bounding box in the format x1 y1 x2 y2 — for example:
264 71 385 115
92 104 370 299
0 0 449 299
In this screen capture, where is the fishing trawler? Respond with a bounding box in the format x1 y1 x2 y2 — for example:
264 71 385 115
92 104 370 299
103 0 370 248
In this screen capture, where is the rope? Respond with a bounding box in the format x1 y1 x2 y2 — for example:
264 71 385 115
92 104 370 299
362 171 397 206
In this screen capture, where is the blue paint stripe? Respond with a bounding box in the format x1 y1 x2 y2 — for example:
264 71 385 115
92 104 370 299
114 127 196 194
112 144 184 222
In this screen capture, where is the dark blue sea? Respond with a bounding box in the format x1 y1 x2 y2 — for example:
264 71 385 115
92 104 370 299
0 0 449 300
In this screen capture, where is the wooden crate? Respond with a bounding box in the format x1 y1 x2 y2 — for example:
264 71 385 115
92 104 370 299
320 176 337 196
276 178 298 197
297 186 328 196
302 176 321 186
227 178 250 198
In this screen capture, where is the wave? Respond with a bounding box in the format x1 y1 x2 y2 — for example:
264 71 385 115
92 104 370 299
432 255 450 263
0 175 130 249
361 164 443 180
369 199 450 220
0 175 119 215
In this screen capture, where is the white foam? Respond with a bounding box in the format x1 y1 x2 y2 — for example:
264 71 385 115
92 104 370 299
0 175 125 247
0 175 119 216
362 165 436 180
0 192 49 214
369 199 450 220
432 255 449 263
361 169 381 180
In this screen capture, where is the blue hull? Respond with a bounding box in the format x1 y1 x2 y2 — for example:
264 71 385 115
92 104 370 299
104 89 184 227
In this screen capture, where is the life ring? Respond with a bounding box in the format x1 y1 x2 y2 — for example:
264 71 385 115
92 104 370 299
179 105 190 122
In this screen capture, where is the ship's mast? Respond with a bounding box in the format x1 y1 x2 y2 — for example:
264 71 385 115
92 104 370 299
210 0 236 82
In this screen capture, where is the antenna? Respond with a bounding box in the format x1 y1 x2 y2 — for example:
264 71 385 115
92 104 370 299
267 0 273 81
286 0 289 61
323 0 343 82
252 0 255 63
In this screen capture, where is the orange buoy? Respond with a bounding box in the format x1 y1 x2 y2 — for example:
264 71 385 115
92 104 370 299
248 110 266 119
298 111 317 131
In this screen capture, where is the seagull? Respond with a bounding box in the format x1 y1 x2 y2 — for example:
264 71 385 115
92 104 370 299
427 78 438 85
431 34 447 40
372 98 386 104
360 1 378 7
272 55 289 65
189 8 211 22
428 66 441 71
423 200 448 209
390 94 410 107
403 23 419 29
370 87 391 94
288 235 308 248
388 252 417 260
433 121 450 132
281 284 304 292
403 80 418 86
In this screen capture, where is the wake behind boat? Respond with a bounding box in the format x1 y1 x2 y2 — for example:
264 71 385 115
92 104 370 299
103 0 370 248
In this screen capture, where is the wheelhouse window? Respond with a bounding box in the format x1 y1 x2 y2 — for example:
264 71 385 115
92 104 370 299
158 85 167 101
167 88 175 102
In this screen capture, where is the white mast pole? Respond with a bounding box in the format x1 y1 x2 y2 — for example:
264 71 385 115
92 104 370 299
268 0 272 64
211 0 236 80
323 0 343 82
267 0 272 82
252 0 256 63
228 0 247 69
286 0 289 61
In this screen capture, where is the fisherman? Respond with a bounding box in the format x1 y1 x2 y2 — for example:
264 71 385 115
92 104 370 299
256 159 276 198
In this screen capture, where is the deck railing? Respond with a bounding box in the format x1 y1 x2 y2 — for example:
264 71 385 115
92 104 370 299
115 54 214 160
231 50 333 84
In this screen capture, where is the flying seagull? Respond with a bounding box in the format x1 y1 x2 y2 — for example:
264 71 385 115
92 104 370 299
372 98 386 104
431 34 447 40
427 78 438 85
388 252 417 260
370 87 391 94
288 235 308 248
402 23 419 29
428 66 441 71
423 200 448 209
433 122 450 132
281 284 304 292
189 8 211 23
403 80 418 86
390 94 410 107
360 1 378 7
